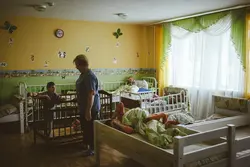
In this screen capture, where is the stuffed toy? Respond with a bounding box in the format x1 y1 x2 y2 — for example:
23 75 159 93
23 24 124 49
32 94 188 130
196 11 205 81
71 119 81 131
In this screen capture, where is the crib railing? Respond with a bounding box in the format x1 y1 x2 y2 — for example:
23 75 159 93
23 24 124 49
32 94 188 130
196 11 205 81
18 82 77 131
99 90 113 119
99 81 126 91
144 90 188 114
120 90 188 114
142 77 158 89
32 94 81 144
32 91 113 144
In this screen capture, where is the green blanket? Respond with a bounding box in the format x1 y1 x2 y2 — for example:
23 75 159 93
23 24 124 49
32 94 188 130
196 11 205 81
122 108 187 149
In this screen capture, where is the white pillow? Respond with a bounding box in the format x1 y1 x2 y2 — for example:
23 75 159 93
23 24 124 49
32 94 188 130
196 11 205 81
134 80 148 89
130 85 139 93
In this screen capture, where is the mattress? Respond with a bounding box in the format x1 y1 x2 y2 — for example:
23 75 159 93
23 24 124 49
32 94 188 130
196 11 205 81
121 92 155 100
194 113 228 123
0 113 19 123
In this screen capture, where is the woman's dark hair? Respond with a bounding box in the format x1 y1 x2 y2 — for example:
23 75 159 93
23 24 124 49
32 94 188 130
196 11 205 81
46 82 55 89
73 54 89 66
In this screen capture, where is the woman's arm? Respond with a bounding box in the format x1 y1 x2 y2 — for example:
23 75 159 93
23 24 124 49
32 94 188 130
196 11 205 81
85 90 94 120
85 75 97 121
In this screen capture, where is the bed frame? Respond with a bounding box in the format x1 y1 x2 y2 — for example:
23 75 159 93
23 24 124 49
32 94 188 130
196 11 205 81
33 93 81 144
94 92 250 167
99 77 158 103
120 90 188 114
94 114 250 167
33 90 112 144
94 120 237 167
185 94 250 131
18 82 77 133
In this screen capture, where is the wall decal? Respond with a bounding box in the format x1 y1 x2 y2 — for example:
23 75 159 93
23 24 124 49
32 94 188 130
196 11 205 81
0 62 7 67
113 58 117 64
0 68 156 78
44 61 49 67
9 38 13 45
58 51 66 58
31 55 35 62
113 28 123 39
61 75 66 79
116 42 120 47
85 46 90 52
3 21 17 33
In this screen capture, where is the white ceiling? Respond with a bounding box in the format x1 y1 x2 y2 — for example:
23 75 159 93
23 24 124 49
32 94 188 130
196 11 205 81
0 0 249 24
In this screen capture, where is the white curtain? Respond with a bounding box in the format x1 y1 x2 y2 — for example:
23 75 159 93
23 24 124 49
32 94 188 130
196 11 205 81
168 14 245 119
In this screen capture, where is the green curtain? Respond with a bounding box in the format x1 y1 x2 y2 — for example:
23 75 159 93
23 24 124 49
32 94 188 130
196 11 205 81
172 11 229 33
231 9 247 70
161 24 171 68
161 8 247 70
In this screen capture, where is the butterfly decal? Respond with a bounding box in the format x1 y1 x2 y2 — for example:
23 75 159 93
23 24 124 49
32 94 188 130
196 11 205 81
61 75 66 79
0 62 7 67
113 28 123 39
4 21 17 34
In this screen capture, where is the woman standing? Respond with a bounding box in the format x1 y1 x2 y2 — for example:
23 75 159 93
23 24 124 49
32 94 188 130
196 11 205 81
73 54 100 156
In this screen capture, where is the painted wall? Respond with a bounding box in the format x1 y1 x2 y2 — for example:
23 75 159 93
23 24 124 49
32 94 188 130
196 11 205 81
0 16 155 103
0 16 155 70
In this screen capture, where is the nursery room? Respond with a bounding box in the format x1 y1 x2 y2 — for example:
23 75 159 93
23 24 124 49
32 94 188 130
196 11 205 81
1 0 250 167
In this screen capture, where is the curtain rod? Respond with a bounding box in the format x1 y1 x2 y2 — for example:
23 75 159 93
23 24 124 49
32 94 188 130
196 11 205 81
148 4 250 26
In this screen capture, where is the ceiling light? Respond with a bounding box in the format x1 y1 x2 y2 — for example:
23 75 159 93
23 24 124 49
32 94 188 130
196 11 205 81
47 2 55 7
114 13 127 19
34 5 47 12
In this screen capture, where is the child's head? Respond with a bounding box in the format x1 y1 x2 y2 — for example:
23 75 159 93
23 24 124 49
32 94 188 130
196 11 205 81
46 82 56 93
127 76 135 85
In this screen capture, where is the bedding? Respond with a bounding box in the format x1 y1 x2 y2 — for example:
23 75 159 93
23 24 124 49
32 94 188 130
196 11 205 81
138 88 151 92
0 114 19 123
167 112 195 125
120 108 188 148
134 80 148 89
0 104 18 118
107 85 137 96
